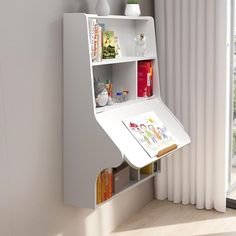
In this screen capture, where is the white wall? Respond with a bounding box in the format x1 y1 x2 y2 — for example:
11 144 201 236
0 0 154 236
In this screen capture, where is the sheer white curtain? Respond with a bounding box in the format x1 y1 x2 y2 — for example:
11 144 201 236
154 0 231 212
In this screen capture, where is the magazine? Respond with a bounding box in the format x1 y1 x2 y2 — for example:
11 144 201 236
122 111 177 158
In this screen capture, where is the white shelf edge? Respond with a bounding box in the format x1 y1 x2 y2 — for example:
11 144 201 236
96 172 157 208
95 95 157 114
92 56 157 66
86 14 153 21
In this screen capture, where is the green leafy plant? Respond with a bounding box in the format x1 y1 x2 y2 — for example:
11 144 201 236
127 0 139 4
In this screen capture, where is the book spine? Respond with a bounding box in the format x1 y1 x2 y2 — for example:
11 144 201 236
138 61 153 97
94 25 99 62
91 20 98 62
140 164 153 174
96 173 102 204
138 65 148 97
107 168 113 199
150 62 153 96
105 169 109 200
153 161 158 173
147 72 151 97
101 170 107 202
90 20 95 60
96 25 103 62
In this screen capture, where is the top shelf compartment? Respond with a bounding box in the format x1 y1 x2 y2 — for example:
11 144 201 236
89 15 157 64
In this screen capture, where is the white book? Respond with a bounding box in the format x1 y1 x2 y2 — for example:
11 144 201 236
90 19 98 61
96 25 103 62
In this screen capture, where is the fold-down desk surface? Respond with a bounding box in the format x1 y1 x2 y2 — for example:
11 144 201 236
96 98 191 169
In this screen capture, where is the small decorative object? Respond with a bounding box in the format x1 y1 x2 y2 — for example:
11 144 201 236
106 80 114 105
125 0 141 17
116 92 123 103
105 80 113 97
107 96 114 106
94 77 109 107
122 90 129 102
134 33 147 57
115 36 122 58
103 31 116 59
96 0 110 16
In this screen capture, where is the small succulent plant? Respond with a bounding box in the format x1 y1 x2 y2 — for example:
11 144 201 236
127 0 139 4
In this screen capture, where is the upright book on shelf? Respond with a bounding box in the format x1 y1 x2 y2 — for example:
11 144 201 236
138 61 153 97
122 111 178 158
103 31 116 59
97 168 113 204
90 19 98 61
96 173 102 204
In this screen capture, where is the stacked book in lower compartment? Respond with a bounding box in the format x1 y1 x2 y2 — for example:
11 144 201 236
96 162 158 205
96 168 113 204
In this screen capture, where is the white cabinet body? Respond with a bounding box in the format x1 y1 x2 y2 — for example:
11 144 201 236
63 13 190 208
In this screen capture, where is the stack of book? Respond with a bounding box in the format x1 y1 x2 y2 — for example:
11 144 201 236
138 60 153 97
90 19 120 62
96 168 113 204
90 19 103 62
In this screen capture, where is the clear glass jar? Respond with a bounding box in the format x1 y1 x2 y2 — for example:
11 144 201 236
122 90 129 102
116 92 123 103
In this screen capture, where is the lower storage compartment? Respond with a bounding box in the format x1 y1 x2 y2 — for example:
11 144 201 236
96 161 159 206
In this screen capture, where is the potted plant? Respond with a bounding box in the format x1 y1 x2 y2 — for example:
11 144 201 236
125 0 141 17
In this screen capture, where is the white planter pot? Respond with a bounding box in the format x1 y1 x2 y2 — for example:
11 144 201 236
125 4 141 17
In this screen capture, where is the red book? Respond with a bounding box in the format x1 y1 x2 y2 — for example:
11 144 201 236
138 61 153 97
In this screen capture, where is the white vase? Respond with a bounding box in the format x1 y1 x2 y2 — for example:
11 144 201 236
96 0 110 16
124 4 141 17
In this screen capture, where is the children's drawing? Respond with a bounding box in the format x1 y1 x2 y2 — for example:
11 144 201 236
123 111 177 158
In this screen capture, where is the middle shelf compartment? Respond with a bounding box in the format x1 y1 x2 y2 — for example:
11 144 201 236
93 59 159 113
93 61 137 101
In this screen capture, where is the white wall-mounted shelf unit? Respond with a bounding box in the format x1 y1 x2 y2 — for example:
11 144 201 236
63 13 191 209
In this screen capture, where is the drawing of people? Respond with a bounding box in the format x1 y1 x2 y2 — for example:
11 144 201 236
140 124 152 138
147 117 154 123
157 127 168 140
148 125 162 141
129 122 138 132
140 124 158 144
139 131 152 146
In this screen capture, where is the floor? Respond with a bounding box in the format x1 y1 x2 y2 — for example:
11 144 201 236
110 200 236 236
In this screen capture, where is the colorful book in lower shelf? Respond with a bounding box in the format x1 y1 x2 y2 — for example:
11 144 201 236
122 111 178 158
96 173 102 204
97 168 113 204
140 163 153 174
